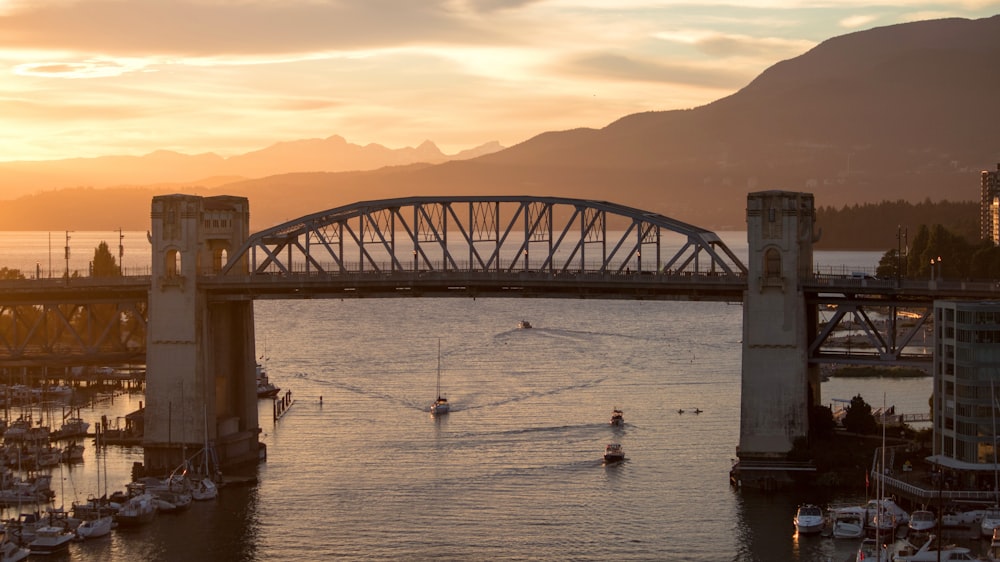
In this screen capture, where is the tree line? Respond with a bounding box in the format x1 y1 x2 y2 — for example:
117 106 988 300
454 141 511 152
815 199 978 250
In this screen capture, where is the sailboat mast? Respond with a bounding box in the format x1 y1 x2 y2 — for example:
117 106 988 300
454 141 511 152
436 338 442 398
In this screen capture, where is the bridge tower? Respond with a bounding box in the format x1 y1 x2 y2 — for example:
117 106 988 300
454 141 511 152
738 191 820 480
145 194 259 475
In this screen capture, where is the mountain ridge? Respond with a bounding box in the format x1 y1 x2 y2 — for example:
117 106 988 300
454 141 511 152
0 16 997 233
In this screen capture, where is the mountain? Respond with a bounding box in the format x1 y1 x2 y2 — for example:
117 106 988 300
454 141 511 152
1 16 997 233
0 136 504 199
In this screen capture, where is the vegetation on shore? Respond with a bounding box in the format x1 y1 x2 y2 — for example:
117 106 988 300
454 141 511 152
815 199 977 250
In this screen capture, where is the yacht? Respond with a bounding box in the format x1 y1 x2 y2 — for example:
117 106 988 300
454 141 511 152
983 506 1000 539
894 534 976 561
793 504 825 534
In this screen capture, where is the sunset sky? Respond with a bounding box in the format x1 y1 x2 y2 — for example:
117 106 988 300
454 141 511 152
1 0 997 162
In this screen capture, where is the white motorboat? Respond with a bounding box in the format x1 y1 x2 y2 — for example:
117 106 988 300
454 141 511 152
831 506 865 539
603 443 625 463
27 525 74 555
191 477 218 501
908 509 936 535
609 408 624 427
429 339 450 416
865 497 909 531
983 506 1000 539
793 504 825 534
893 534 975 561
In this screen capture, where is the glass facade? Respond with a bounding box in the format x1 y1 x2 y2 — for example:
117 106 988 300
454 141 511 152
934 300 1000 466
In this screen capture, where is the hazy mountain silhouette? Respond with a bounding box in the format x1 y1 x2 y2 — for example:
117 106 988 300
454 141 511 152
0 136 503 199
1 15 998 232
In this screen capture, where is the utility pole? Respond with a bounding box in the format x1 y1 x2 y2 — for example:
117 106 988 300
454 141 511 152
118 228 125 275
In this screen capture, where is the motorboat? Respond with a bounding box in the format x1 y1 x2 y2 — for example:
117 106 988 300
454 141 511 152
908 509 936 535
603 443 625 463
983 506 1000 539
27 525 74 555
831 507 865 539
518 320 532 329
113 482 157 527
256 364 280 398
429 339 450 416
0 530 28 561
893 534 976 561
793 504 825 535
940 504 985 527
609 408 624 427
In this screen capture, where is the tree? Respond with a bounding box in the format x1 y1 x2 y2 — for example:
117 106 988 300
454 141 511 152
843 394 878 435
91 241 120 277
0 267 25 280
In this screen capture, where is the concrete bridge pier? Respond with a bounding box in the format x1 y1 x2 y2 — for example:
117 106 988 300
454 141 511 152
145 194 260 475
735 191 820 488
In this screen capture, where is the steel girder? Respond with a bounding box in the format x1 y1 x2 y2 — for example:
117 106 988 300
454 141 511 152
0 301 147 366
221 196 747 277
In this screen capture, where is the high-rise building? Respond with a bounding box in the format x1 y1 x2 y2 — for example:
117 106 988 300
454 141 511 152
981 164 1000 244
931 300 1000 472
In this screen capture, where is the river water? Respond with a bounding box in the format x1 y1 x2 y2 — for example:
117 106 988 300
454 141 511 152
0 232 958 561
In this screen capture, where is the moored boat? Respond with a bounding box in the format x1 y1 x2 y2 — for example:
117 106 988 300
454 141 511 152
893 534 975 561
793 504 824 535
75 512 113 540
0 530 28 561
603 443 625 463
908 509 936 535
113 482 157 527
256 364 280 398
27 525 74 555
831 507 865 539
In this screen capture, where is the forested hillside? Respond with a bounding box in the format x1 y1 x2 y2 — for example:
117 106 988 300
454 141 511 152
814 200 979 250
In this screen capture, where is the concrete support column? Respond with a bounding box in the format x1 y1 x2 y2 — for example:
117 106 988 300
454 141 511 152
146 194 258 475
739 191 818 462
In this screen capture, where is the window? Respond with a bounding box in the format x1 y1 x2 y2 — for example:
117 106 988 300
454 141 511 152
764 248 781 278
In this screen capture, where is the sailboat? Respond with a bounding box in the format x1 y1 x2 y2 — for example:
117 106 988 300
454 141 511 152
76 446 113 539
430 339 450 416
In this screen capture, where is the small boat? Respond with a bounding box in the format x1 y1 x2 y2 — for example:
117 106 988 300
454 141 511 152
793 504 824 535
894 534 975 561
27 525 74 555
603 443 625 463
429 339 450 416
113 482 157 527
256 364 280 398
692 408 703 414
0 530 28 561
908 509 936 535
517 320 532 329
51 417 90 440
75 512 113 540
984 506 1000 539
831 507 865 539
190 477 218 501
855 537 891 562
609 408 624 427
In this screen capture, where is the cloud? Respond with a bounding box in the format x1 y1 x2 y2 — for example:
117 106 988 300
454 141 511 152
14 57 150 78
560 52 750 89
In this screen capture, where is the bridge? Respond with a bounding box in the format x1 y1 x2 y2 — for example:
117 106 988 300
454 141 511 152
0 192 994 477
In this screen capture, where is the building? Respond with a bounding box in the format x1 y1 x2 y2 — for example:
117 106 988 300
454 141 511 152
981 164 1000 245
930 300 1000 480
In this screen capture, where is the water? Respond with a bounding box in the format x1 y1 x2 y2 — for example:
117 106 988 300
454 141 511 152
0 233 934 561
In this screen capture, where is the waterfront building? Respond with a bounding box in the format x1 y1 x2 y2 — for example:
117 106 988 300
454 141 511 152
930 300 1000 484
981 164 1000 244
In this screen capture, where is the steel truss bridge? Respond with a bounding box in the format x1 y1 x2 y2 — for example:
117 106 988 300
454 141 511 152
0 195 998 368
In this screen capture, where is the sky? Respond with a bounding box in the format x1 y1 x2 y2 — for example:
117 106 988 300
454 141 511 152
0 0 998 162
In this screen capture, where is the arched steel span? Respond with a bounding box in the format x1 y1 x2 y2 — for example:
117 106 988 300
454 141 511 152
222 196 747 277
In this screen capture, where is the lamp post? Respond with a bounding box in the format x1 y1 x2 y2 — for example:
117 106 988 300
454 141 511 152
64 231 72 284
